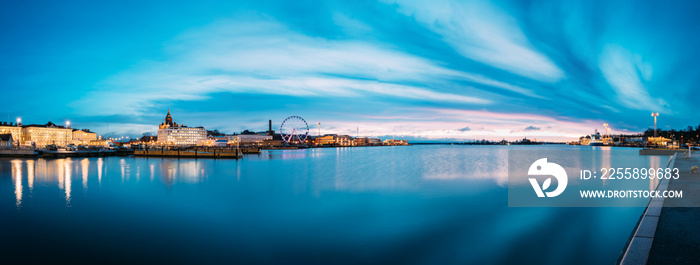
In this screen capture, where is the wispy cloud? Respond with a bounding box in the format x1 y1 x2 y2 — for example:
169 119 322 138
599 44 668 113
17 0 690 139
73 18 550 115
385 0 565 82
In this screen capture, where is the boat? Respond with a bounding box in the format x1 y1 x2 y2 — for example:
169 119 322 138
588 129 605 146
589 139 604 146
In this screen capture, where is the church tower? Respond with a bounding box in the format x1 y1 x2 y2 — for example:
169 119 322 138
164 110 174 126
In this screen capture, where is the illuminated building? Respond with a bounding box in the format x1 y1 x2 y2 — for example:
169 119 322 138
336 135 353 146
157 110 206 146
315 134 337 146
383 139 409 146
229 135 272 145
197 136 230 147
139 135 157 146
354 137 368 145
367 138 382 145
72 129 97 145
21 122 73 147
0 122 22 144
313 134 381 146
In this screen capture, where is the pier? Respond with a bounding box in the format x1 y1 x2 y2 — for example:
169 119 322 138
639 148 690 156
134 148 242 158
619 152 700 265
0 149 125 158
0 149 38 157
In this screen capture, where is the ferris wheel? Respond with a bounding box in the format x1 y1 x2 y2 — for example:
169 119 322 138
280 116 309 144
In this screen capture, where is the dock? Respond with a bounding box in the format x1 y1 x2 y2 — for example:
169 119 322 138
1 149 125 158
619 152 700 264
41 149 124 158
134 149 242 158
0 149 39 157
639 148 689 156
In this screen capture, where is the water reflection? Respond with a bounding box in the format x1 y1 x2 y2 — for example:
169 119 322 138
27 160 34 191
64 159 72 206
81 158 89 190
2 147 657 264
150 164 154 182
3 147 670 209
120 159 127 183
57 159 64 190
158 159 208 185
12 160 22 208
600 147 611 187
650 156 661 191
97 157 103 186
258 150 311 160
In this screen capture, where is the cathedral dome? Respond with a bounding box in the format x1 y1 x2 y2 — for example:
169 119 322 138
165 110 173 126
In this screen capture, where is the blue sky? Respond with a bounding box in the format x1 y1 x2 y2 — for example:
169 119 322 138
1 0 699 141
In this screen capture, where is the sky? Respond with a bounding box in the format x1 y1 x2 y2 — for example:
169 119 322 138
1 0 699 142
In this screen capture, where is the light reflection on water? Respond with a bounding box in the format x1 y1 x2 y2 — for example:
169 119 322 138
0 145 670 264
5 146 667 208
12 160 21 208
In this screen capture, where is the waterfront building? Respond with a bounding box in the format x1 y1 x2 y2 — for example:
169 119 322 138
315 134 337 146
21 122 72 147
367 138 382 145
72 129 97 145
647 136 671 147
157 110 206 146
579 136 591 145
229 135 272 146
0 122 22 145
0 134 13 148
383 139 409 146
354 137 368 146
139 135 158 146
353 137 382 146
336 135 353 146
197 136 229 147
314 134 381 146
263 139 283 146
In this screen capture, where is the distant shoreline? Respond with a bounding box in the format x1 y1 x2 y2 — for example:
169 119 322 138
410 142 566 145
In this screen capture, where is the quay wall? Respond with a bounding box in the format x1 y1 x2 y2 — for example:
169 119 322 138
134 150 241 159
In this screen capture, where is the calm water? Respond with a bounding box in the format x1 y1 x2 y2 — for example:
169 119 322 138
0 145 667 264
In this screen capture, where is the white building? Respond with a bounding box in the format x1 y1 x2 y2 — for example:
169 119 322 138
229 135 272 145
156 110 206 146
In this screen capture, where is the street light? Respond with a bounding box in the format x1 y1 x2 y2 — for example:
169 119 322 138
16 117 21 126
652 113 659 138
65 121 71 147
604 123 609 137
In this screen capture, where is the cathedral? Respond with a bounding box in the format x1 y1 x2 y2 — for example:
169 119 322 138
159 110 181 129
157 110 206 146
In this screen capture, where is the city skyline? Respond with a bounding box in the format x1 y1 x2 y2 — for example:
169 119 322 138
2 0 699 141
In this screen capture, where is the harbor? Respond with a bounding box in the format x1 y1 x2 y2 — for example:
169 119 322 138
0 112 409 160
3 0 700 263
